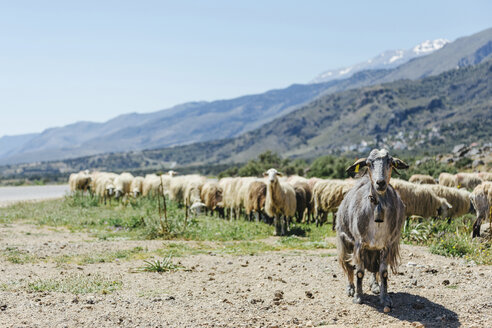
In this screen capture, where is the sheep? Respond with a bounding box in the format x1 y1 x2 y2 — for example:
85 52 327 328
94 173 117 204
130 176 144 197
244 180 269 223
337 149 408 312
142 174 162 197
69 173 77 192
184 175 207 215
114 172 134 200
439 172 458 187
287 175 309 185
478 172 492 182
390 178 452 219
160 170 178 196
456 172 483 190
171 174 205 206
69 171 92 194
292 181 308 222
233 177 257 220
409 174 436 184
200 181 224 218
470 182 492 237
425 184 473 219
220 177 242 220
264 168 296 236
313 179 355 228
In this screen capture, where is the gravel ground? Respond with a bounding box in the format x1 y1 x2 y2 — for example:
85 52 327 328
0 223 490 328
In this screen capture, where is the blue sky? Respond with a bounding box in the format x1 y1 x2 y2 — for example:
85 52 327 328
1 0 491 136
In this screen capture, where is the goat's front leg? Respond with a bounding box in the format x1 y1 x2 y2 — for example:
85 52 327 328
353 241 364 304
379 250 392 312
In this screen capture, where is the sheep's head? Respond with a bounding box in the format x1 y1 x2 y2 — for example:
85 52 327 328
106 183 115 196
437 198 452 218
133 189 140 198
263 168 282 184
347 149 408 195
115 189 123 199
168 170 178 177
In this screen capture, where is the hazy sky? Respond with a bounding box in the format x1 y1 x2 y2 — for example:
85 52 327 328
1 0 491 137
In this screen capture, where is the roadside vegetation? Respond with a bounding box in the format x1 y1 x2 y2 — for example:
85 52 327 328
402 216 492 265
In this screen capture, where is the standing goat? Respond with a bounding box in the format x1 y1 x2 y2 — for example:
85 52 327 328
264 168 296 236
336 149 408 313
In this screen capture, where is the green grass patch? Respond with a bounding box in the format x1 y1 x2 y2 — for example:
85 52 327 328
1 247 38 264
26 273 122 294
55 246 148 265
402 215 492 265
137 254 182 273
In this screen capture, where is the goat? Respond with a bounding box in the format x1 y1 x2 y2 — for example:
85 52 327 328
336 149 408 313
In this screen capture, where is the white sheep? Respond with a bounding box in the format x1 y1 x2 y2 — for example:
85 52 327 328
114 172 134 200
470 182 492 237
390 178 452 218
264 168 296 236
130 176 144 197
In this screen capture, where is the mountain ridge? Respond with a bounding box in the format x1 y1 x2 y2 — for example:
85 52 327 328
1 27 491 165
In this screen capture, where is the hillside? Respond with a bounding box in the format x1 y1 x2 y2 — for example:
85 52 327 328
2 58 490 179
0 72 386 165
1 27 491 166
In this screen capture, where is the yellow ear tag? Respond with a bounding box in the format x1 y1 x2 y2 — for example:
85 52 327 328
457 184 461 189
355 164 360 173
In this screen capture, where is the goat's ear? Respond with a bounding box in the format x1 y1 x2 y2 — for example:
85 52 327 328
276 172 283 177
392 158 409 170
346 158 367 177
262 172 268 177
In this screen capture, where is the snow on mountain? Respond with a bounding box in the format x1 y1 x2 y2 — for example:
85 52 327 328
311 39 449 84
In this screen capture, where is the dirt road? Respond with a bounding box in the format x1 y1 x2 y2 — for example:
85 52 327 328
0 223 490 327
0 185 69 207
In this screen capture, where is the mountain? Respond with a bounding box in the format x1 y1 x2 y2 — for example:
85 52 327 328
0 70 388 165
311 39 449 83
3 57 491 178
1 27 491 166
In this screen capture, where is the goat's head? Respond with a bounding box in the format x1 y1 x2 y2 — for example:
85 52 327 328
168 170 178 177
263 168 283 184
347 149 409 195
133 189 141 198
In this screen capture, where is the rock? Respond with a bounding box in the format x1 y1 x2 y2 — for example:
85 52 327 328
305 291 314 299
452 144 466 155
0 304 7 311
406 262 417 267
412 279 418 286
383 306 391 313
472 159 484 168
273 290 284 300
442 279 450 286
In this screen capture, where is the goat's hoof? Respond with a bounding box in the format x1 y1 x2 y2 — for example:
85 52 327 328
346 284 355 297
381 295 393 310
371 283 380 295
352 295 362 304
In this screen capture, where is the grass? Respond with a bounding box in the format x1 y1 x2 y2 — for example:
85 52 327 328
0 194 335 244
55 246 148 265
7 273 124 294
1 246 39 264
137 254 182 272
402 215 492 265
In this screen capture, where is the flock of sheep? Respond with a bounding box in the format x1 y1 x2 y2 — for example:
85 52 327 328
68 166 492 238
68 149 492 313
